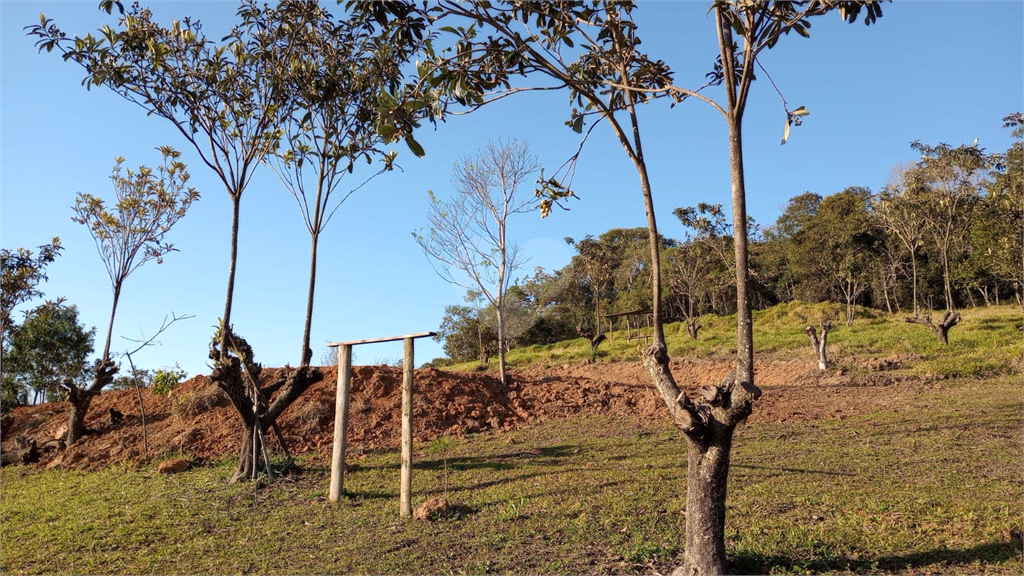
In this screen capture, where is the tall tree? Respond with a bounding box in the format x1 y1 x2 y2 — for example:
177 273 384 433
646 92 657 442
371 2 884 573
416 139 539 387
264 0 403 367
67 147 198 444
30 3 287 360
32 1 425 480
797 187 879 325
1 238 62 385
906 140 993 312
875 175 928 316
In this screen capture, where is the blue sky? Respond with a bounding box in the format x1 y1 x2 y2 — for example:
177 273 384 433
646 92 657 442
2 1 1021 379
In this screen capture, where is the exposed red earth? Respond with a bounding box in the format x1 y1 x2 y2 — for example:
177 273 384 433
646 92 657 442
1 355 931 471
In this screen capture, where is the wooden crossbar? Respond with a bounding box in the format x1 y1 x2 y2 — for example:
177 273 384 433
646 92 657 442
327 331 436 347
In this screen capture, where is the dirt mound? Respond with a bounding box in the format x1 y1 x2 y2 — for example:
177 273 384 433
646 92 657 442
0 356 925 471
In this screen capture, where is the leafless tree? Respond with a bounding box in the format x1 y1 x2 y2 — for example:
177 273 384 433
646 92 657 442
416 138 538 387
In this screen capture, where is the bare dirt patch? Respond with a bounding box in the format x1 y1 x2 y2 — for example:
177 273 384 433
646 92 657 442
1 356 939 471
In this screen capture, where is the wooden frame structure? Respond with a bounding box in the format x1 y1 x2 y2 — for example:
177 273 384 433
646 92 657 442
603 309 653 343
326 331 436 517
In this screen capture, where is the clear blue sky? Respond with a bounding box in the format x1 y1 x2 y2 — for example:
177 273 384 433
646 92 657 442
2 1 1021 379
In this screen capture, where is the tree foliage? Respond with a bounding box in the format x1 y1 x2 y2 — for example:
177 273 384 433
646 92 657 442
2 302 95 410
1 238 63 385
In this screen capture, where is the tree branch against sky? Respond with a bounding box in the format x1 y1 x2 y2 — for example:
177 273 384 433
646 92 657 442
416 138 539 387
6 1 1020 377
366 1 888 573
66 146 198 444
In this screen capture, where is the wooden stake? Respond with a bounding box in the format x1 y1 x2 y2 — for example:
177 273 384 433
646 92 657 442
400 337 414 517
329 344 353 502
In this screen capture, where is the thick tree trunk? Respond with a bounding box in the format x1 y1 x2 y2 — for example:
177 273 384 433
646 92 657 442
65 387 95 445
677 428 734 576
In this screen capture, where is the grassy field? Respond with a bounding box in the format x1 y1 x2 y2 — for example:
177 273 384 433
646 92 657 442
446 303 1024 379
2 373 1021 574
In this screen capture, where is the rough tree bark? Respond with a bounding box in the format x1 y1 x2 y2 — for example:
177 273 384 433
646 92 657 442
905 310 961 345
64 359 118 444
211 327 322 482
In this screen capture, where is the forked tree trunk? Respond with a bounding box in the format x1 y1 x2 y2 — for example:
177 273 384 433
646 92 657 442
905 310 961 345
686 318 701 340
805 321 831 370
65 359 117 444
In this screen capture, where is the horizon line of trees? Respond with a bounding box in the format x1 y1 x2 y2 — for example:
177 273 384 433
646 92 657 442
434 131 1022 365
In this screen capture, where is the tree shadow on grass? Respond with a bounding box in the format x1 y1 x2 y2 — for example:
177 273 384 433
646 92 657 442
732 463 856 477
730 541 1023 575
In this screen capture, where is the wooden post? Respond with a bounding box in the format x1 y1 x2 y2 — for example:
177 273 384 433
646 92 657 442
329 344 353 503
400 337 414 517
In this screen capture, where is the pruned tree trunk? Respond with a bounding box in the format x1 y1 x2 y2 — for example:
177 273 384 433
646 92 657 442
805 321 832 370
211 327 322 482
589 333 606 362
686 318 701 340
65 387 95 445
64 359 117 444
905 310 961 344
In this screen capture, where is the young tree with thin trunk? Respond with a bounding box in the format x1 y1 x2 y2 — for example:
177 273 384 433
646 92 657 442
369 2 884 573
416 139 539 388
265 1 401 368
67 147 198 444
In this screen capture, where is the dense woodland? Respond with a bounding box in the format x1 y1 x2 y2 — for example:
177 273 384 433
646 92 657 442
434 133 1023 365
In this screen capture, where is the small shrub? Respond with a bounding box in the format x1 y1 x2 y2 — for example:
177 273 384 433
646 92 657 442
172 386 228 418
152 364 187 396
292 401 333 435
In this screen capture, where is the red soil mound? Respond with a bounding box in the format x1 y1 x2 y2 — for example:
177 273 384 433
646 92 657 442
0 356 916 471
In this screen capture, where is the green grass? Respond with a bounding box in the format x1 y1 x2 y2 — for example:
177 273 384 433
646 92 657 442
449 303 1023 378
2 375 1021 575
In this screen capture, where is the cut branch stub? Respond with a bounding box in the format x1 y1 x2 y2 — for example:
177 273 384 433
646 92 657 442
905 311 961 345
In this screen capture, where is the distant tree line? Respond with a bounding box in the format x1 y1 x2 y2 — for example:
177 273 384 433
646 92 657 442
435 132 1022 364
